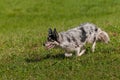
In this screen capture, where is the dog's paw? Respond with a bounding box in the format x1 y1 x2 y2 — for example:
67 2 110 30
65 53 72 57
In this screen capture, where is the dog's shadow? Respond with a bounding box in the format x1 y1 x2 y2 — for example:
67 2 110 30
25 44 114 63
25 53 65 63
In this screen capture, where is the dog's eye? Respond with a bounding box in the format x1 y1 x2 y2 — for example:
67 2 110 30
51 40 54 42
47 37 54 42
47 37 51 40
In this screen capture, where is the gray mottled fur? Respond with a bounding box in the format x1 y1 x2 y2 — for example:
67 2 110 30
44 23 110 57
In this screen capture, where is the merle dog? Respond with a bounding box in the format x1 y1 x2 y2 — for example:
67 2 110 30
44 23 110 57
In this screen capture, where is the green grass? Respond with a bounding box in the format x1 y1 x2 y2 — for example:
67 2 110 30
0 0 120 80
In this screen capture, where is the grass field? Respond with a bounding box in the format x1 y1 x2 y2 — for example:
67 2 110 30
0 0 120 80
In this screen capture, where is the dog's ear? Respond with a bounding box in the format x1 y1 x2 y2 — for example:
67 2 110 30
48 28 53 35
53 28 59 39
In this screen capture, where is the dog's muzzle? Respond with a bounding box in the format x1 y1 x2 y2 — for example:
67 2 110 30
43 42 55 50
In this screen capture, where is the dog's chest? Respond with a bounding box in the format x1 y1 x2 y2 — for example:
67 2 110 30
59 41 77 51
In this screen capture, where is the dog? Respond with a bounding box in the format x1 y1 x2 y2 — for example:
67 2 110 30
43 23 110 57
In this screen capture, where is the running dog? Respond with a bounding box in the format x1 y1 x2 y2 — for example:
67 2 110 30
43 23 110 57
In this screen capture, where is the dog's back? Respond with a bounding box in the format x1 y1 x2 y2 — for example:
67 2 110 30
58 23 109 50
59 23 99 45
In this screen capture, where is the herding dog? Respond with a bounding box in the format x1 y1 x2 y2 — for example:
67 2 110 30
43 23 110 57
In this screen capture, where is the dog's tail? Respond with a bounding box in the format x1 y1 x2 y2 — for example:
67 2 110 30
97 29 110 43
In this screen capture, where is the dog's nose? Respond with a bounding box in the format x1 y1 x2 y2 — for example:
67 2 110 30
43 43 45 46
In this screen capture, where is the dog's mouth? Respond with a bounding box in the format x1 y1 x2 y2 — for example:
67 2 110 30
45 44 55 50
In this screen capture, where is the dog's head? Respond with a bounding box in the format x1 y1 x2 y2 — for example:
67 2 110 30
43 28 59 49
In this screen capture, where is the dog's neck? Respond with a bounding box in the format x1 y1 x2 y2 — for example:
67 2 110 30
57 33 63 44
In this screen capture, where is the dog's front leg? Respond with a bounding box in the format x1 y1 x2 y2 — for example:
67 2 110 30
64 53 72 57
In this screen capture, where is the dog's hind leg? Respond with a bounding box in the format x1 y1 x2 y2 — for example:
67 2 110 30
76 47 81 56
92 41 96 52
79 49 86 56
78 49 86 56
76 46 86 56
